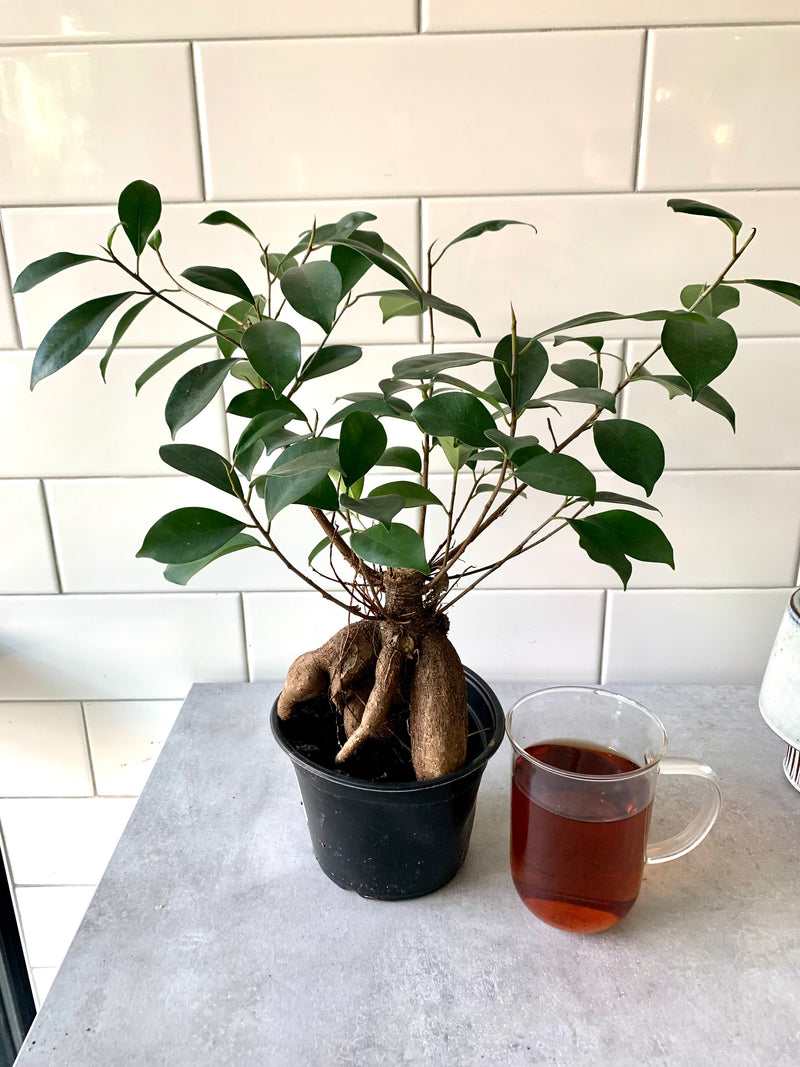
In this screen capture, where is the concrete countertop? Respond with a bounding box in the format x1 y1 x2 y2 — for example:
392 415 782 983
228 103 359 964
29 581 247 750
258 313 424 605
14 682 800 1066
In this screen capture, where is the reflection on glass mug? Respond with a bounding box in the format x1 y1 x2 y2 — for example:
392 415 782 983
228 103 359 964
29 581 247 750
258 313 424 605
506 687 721 934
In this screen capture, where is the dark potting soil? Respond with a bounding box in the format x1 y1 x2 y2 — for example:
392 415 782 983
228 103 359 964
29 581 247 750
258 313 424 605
276 693 491 783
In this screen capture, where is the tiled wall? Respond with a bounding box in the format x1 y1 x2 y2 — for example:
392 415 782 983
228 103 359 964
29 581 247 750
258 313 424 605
2 2 800 1003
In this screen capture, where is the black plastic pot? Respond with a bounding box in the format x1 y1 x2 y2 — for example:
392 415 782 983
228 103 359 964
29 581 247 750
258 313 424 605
270 667 504 900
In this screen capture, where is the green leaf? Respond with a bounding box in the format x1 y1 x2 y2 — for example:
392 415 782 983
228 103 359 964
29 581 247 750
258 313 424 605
667 198 742 237
369 481 444 508
159 443 241 496
551 358 602 389
429 374 506 413
339 411 387 487
99 295 156 381
438 436 475 471
630 368 736 431
182 265 255 305
379 291 425 322
200 209 259 243
485 430 544 466
265 252 298 278
135 334 216 394
303 211 378 244
227 390 303 420
534 309 672 341
118 179 162 256
592 419 665 496
230 361 263 388
163 533 261 586
30 292 137 387
586 510 675 567
262 438 340 520
742 278 800 308
235 440 264 480
309 535 334 566
13 252 102 294
280 261 342 331
593 491 662 514
515 453 596 502
299 344 362 383
413 393 495 447
552 334 604 353
376 446 422 473
391 352 491 379
234 410 299 459
240 319 301 394
324 396 412 428
147 229 162 252
567 517 632 589
541 387 617 412
494 334 548 407
331 230 383 294
215 299 253 358
437 219 536 258
680 284 740 317
165 359 233 439
297 476 339 512
350 522 429 574
340 493 404 529
137 507 246 564
660 312 737 398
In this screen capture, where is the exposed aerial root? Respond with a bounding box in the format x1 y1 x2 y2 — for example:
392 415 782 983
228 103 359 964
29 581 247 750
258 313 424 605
277 620 378 721
334 639 405 764
409 630 468 780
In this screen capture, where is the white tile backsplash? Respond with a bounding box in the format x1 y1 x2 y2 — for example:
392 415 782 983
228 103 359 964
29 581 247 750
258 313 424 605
0 703 92 797
83 701 181 795
196 32 643 200
0 480 58 592
0 44 202 205
0 797 135 883
16 885 95 967
640 27 800 192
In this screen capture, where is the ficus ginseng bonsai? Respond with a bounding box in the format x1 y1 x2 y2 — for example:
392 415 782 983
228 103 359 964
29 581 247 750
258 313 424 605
16 184 800 781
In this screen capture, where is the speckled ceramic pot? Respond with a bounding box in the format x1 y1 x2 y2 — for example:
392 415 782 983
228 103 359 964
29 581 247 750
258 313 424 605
759 589 800 792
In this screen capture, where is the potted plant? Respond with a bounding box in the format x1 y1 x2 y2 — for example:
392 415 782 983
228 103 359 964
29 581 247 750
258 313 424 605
15 185 800 898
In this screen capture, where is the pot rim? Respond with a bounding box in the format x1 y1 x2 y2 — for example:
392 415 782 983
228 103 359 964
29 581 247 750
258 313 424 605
270 665 505 794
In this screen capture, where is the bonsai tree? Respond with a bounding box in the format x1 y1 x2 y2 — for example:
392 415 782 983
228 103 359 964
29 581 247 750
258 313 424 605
16 185 800 780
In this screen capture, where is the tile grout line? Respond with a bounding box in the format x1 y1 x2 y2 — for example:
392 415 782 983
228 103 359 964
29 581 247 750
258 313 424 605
239 592 254 683
189 42 211 202
79 702 100 797
599 588 613 684
633 29 653 192
0 210 23 349
38 481 64 594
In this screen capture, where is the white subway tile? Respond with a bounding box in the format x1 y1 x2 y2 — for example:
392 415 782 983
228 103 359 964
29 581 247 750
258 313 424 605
0 480 58 593
640 27 800 191
83 701 181 796
16 885 95 968
0 44 202 205
425 1 800 31
244 594 353 680
0 594 247 699
4 198 420 348
0 702 92 797
424 191 800 343
31 968 57 1007
447 590 605 682
0 1 417 44
197 32 643 200
0 797 134 883
623 472 800 589
603 588 792 683
0 350 227 478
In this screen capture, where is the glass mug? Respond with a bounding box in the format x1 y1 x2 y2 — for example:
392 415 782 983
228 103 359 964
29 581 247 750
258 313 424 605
506 687 721 934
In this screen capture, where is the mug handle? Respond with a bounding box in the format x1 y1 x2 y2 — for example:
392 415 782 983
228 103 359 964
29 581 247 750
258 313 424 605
646 757 722 865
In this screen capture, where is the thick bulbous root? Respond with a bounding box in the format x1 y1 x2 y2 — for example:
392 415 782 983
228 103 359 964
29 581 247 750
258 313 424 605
409 631 468 780
277 620 379 721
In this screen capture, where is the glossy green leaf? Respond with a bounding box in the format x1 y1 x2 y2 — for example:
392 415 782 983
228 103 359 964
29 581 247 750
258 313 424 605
485 430 541 457
533 309 672 342
631 368 736 431
227 390 303 420
587 510 674 567
437 219 536 258
30 292 136 387
308 535 334 566
264 252 298 278
592 419 665 496
551 358 602 389
298 476 339 512
241 319 301 394
660 312 737 398
13 252 102 294
299 344 362 382
541 387 617 412
280 261 342 331
235 440 263 480
339 411 387 487
331 230 382 294
216 299 254 358
567 517 632 588
165 359 233 439
340 492 404 529
163 533 262 586
147 229 162 251
515 453 596 502
262 438 340 520
438 436 475 471
742 278 800 307
413 393 495 447
136 507 246 564
230 361 263 388
182 265 254 305
679 283 740 317
494 334 548 407
302 211 378 245
349 522 429 574
135 334 216 394
391 352 491 379
324 396 412 428
667 198 742 237
369 481 444 508
379 378 413 398
99 295 156 380
200 210 259 243
379 291 425 322
592 491 661 514
235 410 302 459
263 447 339 479
159 443 240 496
118 179 162 256
552 334 604 353
376 446 422 473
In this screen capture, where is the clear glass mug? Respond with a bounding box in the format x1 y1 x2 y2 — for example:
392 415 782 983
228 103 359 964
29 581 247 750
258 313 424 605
506 687 721 934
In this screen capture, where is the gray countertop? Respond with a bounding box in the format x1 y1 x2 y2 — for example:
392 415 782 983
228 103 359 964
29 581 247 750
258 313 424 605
14 682 800 1067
